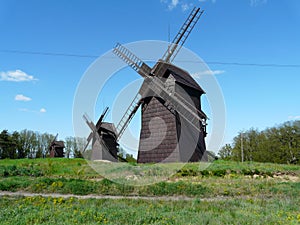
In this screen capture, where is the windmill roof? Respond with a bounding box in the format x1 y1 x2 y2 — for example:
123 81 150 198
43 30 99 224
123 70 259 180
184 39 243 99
169 69 205 93
51 141 65 148
100 122 118 137
155 61 204 93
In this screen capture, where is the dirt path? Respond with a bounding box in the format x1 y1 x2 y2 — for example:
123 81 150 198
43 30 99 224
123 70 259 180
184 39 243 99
0 191 238 202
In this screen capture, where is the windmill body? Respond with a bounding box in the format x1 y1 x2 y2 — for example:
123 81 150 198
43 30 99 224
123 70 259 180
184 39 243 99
138 61 206 163
49 134 65 158
83 108 119 162
90 122 118 161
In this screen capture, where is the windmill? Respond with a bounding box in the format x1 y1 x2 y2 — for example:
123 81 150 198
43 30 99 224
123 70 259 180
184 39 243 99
49 134 65 158
83 107 119 161
113 7 208 163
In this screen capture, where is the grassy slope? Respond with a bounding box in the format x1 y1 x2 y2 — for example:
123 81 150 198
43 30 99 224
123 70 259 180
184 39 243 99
0 159 299 196
1 196 299 225
0 159 299 224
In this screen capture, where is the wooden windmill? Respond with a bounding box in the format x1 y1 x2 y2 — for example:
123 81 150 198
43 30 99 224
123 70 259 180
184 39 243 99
83 107 119 161
49 134 65 158
113 7 208 163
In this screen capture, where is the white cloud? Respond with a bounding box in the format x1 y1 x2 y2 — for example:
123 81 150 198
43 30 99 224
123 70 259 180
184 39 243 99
168 0 179 10
181 3 193 12
192 70 225 78
250 0 267 7
161 0 197 11
198 0 217 3
0 70 37 82
18 108 30 112
288 116 300 120
161 0 217 12
18 107 47 114
40 108 47 113
15 94 32 102
198 0 265 7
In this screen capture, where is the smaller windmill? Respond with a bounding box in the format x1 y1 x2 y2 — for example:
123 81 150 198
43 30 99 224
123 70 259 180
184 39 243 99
83 107 119 161
49 134 65 158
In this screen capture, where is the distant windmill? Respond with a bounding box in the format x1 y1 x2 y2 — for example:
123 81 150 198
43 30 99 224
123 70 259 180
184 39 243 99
49 134 65 158
83 107 119 161
112 7 208 163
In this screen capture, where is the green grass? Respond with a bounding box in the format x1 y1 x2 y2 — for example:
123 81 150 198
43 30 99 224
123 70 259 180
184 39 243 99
0 158 98 178
0 195 299 225
1 158 299 177
0 158 299 224
0 159 299 197
1 175 299 198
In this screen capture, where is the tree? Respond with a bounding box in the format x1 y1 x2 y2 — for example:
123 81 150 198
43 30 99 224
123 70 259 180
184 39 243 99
125 153 137 163
218 144 233 160
40 133 55 158
74 137 85 158
11 131 21 159
221 120 300 164
17 130 55 158
117 147 126 159
0 130 16 159
0 129 59 159
64 137 85 158
65 137 73 158
19 130 35 158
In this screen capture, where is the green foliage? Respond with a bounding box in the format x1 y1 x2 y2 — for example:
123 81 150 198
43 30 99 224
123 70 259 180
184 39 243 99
125 154 137 163
0 130 18 159
0 129 87 160
118 147 137 163
0 129 56 159
219 144 233 160
220 120 300 164
66 137 85 158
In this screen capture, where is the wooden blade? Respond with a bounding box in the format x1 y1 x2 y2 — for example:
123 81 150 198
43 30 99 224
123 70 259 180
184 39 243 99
96 107 109 130
83 132 93 153
113 43 152 78
161 7 204 63
83 114 97 132
116 94 143 140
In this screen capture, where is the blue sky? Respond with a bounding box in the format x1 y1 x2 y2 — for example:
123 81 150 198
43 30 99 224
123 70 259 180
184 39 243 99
1 0 300 153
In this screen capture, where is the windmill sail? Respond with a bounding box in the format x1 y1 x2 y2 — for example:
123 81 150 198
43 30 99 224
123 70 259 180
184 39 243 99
82 113 99 152
116 94 143 140
115 82 150 140
95 107 109 130
161 7 204 63
51 133 58 145
113 43 152 78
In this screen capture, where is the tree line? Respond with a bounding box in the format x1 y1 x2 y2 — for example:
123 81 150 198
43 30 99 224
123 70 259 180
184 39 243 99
219 120 300 164
0 129 85 159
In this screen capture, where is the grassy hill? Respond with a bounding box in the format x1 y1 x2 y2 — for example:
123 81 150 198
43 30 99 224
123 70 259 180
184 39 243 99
0 158 299 224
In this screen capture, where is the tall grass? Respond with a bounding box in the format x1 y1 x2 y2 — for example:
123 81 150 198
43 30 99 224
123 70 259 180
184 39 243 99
0 195 299 225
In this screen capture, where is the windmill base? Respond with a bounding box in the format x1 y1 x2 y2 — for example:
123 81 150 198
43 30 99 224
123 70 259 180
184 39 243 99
91 140 118 162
